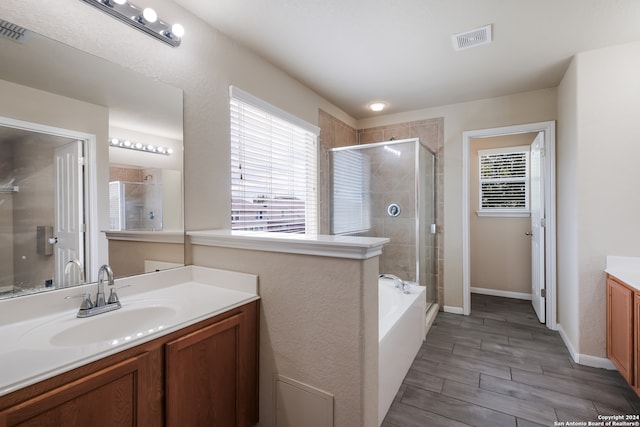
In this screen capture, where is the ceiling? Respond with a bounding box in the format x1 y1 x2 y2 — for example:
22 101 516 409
175 0 640 120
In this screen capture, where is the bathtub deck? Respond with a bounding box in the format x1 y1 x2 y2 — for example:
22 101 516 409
382 294 640 427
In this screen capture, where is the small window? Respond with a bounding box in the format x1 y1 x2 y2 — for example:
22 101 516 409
229 86 319 234
478 146 529 216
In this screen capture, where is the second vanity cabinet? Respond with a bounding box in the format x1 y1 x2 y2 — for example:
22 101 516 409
0 301 259 427
606 274 640 396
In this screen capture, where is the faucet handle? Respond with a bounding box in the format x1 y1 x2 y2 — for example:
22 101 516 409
107 284 130 305
65 292 94 310
107 288 119 304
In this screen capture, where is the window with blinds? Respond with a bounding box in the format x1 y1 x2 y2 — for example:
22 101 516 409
229 86 319 234
478 146 529 213
331 149 371 235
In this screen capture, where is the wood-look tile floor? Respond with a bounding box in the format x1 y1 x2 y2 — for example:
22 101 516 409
382 294 640 427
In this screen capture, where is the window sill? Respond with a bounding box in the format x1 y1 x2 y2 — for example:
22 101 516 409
475 211 530 218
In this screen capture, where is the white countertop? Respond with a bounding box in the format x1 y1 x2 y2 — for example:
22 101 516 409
0 266 258 397
605 256 640 291
187 229 390 259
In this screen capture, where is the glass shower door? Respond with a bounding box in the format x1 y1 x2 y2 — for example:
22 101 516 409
417 143 436 306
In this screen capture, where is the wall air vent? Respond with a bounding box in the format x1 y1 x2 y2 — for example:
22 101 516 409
0 19 29 43
452 24 492 51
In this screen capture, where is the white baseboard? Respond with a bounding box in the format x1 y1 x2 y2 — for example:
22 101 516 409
443 305 464 315
471 286 532 301
557 323 615 370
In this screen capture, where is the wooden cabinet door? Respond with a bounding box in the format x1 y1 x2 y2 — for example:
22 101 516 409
0 353 149 427
634 293 640 392
165 313 249 427
607 277 634 383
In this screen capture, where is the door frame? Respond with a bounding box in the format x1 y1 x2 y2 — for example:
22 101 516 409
0 116 99 283
462 121 557 330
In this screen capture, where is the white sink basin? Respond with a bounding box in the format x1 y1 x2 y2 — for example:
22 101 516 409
0 265 259 398
51 306 177 347
20 301 178 349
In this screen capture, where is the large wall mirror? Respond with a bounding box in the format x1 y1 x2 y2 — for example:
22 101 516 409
0 20 184 299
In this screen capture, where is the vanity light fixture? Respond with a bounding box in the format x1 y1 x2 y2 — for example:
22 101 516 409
109 138 173 156
80 0 184 47
368 102 386 112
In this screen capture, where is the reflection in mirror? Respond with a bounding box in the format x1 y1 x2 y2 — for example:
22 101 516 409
0 20 184 299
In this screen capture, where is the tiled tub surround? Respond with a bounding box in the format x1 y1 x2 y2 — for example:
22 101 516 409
318 111 444 308
0 265 258 396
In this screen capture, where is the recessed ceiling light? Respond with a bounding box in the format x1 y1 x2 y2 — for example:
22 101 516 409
369 102 386 112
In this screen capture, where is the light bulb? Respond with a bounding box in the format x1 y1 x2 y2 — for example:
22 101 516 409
113 0 126 4
171 23 185 38
142 8 157 23
167 148 174 154
110 138 119 145
135 142 143 149
123 140 132 147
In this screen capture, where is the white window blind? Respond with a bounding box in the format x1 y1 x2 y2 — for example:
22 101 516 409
331 149 371 235
478 146 529 213
230 86 319 234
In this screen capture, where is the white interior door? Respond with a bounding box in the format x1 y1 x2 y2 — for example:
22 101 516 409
529 132 545 322
54 141 85 287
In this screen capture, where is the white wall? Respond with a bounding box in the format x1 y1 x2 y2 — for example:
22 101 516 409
359 88 557 309
558 40 640 360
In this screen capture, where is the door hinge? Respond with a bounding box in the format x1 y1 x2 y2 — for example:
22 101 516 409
540 217 546 228
541 289 546 298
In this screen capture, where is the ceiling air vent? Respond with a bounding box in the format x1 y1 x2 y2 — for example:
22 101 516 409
0 19 29 43
452 24 492 51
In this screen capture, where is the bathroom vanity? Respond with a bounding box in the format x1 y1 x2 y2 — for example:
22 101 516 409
0 266 260 426
605 256 640 397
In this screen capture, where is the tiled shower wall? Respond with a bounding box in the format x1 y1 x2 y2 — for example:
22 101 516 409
318 110 444 308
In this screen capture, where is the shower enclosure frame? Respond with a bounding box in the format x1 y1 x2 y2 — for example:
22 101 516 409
328 137 436 291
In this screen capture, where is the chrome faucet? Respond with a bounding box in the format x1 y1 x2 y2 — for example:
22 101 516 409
67 264 122 318
64 259 85 286
96 264 114 307
379 274 411 294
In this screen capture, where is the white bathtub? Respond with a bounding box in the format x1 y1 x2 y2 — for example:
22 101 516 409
378 277 426 425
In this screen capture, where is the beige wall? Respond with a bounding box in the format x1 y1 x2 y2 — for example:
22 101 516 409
469 134 535 296
557 40 640 359
190 245 379 427
108 240 184 279
556 58 580 352
1 0 355 238
358 88 557 309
